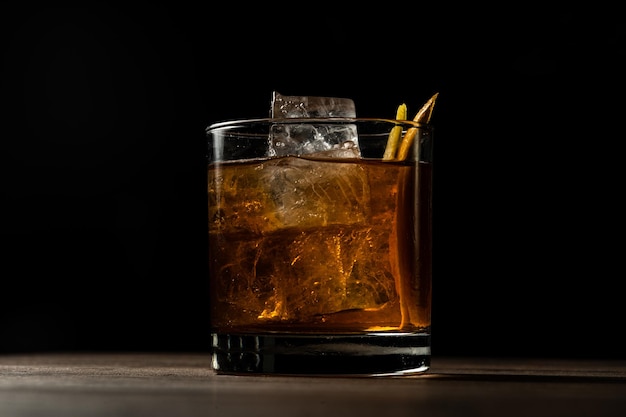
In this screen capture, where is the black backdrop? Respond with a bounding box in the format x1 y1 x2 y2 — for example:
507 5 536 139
2 3 625 358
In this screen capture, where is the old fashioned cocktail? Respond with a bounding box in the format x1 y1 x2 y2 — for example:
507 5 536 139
207 95 436 375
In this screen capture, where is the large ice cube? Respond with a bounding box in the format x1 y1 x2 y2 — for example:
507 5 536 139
211 222 397 322
257 225 396 320
209 156 370 235
266 156 369 229
269 92 360 158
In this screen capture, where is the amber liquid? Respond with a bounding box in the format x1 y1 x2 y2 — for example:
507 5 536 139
208 156 431 335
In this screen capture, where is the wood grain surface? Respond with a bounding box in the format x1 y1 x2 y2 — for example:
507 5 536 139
2 353 626 417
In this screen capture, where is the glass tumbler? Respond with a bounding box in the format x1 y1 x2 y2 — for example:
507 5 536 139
207 117 433 376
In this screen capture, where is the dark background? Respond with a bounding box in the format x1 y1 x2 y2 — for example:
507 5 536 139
2 3 624 358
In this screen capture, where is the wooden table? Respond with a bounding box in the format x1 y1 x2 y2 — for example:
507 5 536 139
2 353 626 416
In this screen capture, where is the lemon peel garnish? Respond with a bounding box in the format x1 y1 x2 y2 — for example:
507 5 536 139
396 92 439 161
382 103 407 160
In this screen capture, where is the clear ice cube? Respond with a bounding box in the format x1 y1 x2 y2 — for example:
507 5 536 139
256 226 395 320
210 156 370 235
269 92 360 158
266 156 369 229
211 222 397 322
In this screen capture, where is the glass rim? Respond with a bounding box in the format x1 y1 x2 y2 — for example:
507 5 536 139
206 117 430 133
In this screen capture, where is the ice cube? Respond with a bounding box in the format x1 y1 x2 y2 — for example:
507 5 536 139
209 156 370 235
211 223 397 322
269 92 360 158
266 156 369 229
257 226 396 320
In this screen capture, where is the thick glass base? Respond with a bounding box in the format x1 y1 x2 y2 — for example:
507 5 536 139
211 332 430 376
